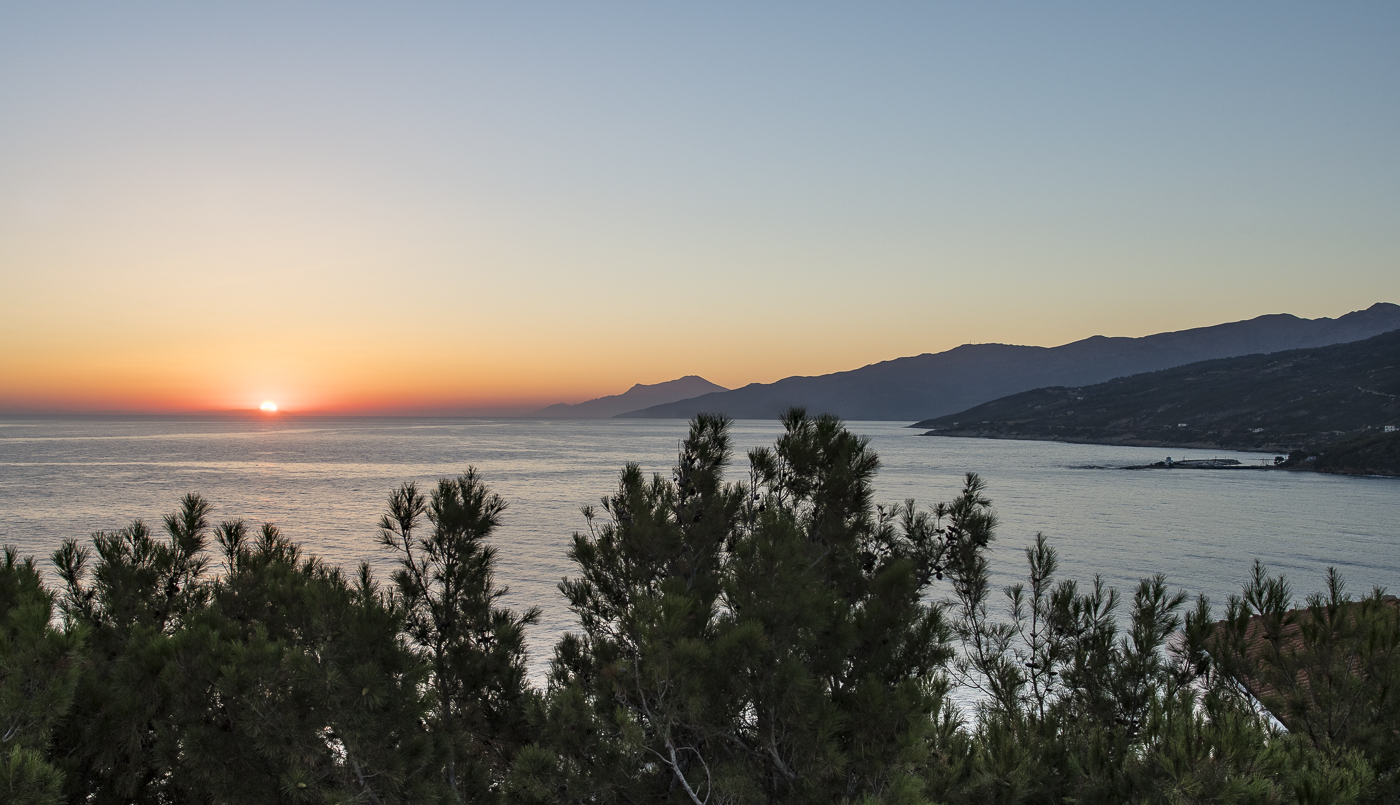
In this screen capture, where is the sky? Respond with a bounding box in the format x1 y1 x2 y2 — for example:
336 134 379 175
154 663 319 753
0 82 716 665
2 2 1398 414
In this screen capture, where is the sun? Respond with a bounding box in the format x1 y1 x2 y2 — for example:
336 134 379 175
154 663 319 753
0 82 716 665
259 401 279 413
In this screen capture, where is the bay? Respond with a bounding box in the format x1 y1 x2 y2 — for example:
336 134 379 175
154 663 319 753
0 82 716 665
1 415 1396 672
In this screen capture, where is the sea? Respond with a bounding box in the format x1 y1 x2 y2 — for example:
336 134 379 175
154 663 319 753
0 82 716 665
2 416 1396 676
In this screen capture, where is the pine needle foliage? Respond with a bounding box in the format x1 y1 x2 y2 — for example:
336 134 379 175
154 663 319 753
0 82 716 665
1 547 82 805
2 416 1395 804
512 411 978 804
46 493 447 803
379 470 542 802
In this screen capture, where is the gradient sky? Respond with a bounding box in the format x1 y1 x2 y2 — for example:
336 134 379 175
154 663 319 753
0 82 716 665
2 2 1398 414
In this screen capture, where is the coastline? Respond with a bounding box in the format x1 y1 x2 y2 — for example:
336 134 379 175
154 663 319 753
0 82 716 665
917 429 1282 455
918 430 1400 478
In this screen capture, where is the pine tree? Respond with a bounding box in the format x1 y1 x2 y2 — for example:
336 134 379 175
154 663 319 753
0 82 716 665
1193 563 1400 803
0 547 83 805
50 494 445 804
162 519 442 803
516 412 978 804
379 470 542 802
49 493 214 804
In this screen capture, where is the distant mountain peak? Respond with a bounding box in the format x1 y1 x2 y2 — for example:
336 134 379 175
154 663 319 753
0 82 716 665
616 303 1400 421
623 375 710 394
527 376 728 419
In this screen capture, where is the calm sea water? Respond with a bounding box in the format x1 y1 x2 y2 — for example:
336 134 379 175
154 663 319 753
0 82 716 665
2 416 1396 672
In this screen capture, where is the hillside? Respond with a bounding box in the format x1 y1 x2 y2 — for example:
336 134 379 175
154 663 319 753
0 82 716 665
618 303 1400 421
527 376 726 418
913 329 1400 455
1302 431 1400 477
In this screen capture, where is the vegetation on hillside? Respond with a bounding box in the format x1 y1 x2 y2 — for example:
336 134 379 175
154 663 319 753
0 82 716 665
1281 431 1400 477
3 413 1397 803
627 304 1400 422
915 329 1400 468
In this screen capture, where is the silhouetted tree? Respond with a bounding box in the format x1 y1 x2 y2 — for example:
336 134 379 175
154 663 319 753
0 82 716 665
12 432 1394 804
379 470 541 803
513 412 980 804
49 494 214 804
1 547 83 805
50 494 443 804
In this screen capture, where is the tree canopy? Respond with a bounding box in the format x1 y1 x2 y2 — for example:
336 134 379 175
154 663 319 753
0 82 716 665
2 412 1395 804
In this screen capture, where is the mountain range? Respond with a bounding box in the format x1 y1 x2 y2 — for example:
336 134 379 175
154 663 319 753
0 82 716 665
614 303 1400 421
912 328 1400 454
528 375 727 418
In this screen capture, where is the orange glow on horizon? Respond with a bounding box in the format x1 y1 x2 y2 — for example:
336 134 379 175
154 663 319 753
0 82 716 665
3 297 1385 417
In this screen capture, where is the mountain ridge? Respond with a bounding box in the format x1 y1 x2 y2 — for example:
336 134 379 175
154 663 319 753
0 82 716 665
912 328 1400 461
527 375 727 419
615 303 1400 421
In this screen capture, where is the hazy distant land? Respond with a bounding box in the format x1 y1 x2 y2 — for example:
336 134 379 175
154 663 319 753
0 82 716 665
915 329 1400 475
614 303 1400 422
527 375 726 418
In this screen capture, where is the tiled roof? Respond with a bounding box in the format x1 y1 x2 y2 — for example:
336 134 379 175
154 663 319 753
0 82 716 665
1212 596 1398 731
